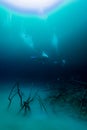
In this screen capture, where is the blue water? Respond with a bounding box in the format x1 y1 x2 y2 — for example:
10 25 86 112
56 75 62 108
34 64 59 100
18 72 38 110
0 0 87 129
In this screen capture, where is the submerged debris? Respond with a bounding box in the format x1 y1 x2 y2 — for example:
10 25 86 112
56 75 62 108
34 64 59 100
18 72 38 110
44 80 87 119
8 82 23 110
7 80 87 119
18 90 38 116
8 82 48 116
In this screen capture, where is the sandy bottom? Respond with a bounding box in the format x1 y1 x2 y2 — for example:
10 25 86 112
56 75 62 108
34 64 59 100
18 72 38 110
0 88 87 130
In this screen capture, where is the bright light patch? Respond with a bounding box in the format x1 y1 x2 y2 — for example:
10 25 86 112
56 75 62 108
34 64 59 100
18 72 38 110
42 51 48 58
0 0 69 15
20 32 34 49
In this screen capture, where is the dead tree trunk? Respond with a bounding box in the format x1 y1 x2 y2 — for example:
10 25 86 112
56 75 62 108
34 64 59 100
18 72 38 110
8 82 23 110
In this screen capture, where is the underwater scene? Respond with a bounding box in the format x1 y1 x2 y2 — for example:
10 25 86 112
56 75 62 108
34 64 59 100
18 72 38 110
0 0 87 130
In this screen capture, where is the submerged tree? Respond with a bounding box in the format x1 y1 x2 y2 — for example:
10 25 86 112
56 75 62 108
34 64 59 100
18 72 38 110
8 82 23 110
37 95 47 114
8 83 48 116
18 90 37 116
